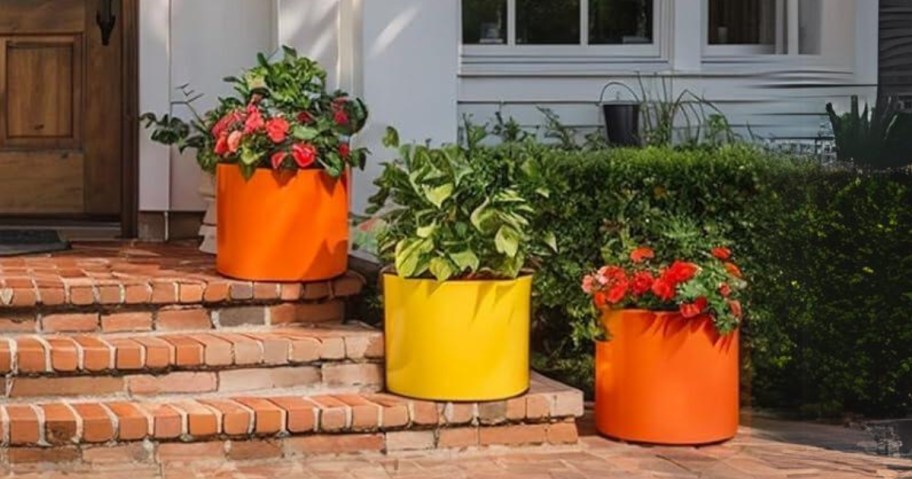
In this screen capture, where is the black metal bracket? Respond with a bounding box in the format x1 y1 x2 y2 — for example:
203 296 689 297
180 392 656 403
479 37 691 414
96 0 117 46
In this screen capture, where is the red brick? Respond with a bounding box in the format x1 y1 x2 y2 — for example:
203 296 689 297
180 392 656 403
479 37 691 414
108 338 145 370
552 389 584 417
288 301 345 324
157 308 211 331
173 401 219 438
336 395 382 431
525 394 551 420
41 313 99 333
308 396 348 432
345 332 384 359
321 362 383 387
0 316 36 333
233 398 284 435
253 282 280 300
46 337 79 372
283 434 383 456
72 403 115 443
267 397 316 434
107 402 151 441
479 401 507 425
279 283 302 300
443 402 476 425
82 443 152 464
72 336 113 372
0 339 11 373
228 282 254 300
69 285 96 305
547 420 579 445
11 287 38 306
157 441 225 463
179 283 205 303
142 404 183 439
203 282 229 303
301 282 330 300
365 394 411 429
9 376 124 398
248 333 289 365
439 428 479 449
132 336 173 369
412 401 441 426
101 312 153 332
191 334 233 367
386 430 436 451
127 372 217 396
198 399 252 436
217 333 263 365
218 366 320 393
283 334 320 363
6 447 80 464
98 285 123 304
217 306 267 327
332 272 364 297
267 303 298 326
227 439 283 461
38 287 66 306
6 405 40 445
124 284 152 304
162 335 204 366
41 403 78 445
151 281 178 304
479 424 547 446
506 397 527 421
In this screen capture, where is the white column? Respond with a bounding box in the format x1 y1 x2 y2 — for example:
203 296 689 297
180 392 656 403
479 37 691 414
787 0 800 55
854 0 879 94
354 0 460 214
138 0 171 213
671 0 702 73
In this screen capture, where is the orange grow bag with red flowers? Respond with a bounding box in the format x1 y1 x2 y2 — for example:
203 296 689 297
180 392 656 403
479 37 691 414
595 309 739 445
216 164 349 282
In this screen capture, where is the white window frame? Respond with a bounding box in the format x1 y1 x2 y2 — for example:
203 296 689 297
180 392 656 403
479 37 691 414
461 0 667 60
703 0 803 56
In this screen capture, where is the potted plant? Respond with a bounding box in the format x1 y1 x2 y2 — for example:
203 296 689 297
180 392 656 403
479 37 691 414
142 47 368 281
581 230 746 445
367 129 555 401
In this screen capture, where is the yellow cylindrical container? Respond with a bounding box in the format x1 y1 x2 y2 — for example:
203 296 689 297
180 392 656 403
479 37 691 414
383 274 532 401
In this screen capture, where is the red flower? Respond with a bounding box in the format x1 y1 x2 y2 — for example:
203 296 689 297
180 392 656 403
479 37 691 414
597 266 626 284
243 108 265 134
729 300 743 318
725 262 743 279
666 261 699 284
338 142 351 158
333 109 349 126
606 279 629 305
629 246 655 264
631 271 655 296
266 117 290 144
712 247 732 261
593 292 610 309
291 143 318 169
679 297 709 319
651 277 676 302
270 151 288 170
214 132 229 156
227 131 243 154
719 283 732 297
212 110 243 138
297 111 313 124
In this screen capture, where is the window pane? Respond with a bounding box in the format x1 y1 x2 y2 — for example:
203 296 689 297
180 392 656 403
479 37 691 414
589 0 653 45
708 0 776 45
463 0 507 44
516 0 581 45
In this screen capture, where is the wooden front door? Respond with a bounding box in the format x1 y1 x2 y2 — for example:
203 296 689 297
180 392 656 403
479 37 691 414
0 0 123 217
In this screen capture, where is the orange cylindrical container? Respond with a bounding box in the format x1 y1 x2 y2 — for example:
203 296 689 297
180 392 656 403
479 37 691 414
595 309 739 445
216 164 349 282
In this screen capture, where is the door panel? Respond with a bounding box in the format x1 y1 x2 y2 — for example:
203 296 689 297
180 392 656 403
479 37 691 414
0 0 122 216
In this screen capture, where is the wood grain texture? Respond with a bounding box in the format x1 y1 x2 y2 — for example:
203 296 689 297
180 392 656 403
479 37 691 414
0 152 84 213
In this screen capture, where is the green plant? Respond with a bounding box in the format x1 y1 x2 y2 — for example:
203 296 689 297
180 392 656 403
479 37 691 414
826 95 912 170
367 128 555 281
141 47 368 178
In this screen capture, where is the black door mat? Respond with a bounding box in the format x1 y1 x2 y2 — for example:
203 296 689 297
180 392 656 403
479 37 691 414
0 229 70 257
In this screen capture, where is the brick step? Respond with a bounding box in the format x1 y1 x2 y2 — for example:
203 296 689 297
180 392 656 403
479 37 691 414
0 325 383 400
0 374 584 467
0 244 365 334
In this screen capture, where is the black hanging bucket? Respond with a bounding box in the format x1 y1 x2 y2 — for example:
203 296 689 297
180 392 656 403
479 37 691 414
602 101 641 147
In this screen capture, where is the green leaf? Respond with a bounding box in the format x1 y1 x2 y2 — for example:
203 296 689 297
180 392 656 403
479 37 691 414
240 147 260 166
429 257 456 281
495 227 520 258
245 71 267 90
470 198 491 231
450 250 480 273
423 184 454 208
394 238 431 278
292 126 319 141
543 231 559 252
383 127 400 148
417 223 437 239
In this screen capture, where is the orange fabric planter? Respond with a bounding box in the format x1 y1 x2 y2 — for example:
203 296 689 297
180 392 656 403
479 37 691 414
595 309 739 445
216 164 349 282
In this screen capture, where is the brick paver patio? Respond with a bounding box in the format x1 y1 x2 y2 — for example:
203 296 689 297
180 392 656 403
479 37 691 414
4 413 910 478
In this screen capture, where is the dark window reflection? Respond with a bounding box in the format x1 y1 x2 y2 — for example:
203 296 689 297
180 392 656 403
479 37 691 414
463 0 508 44
516 0 581 45
708 0 776 45
590 0 653 45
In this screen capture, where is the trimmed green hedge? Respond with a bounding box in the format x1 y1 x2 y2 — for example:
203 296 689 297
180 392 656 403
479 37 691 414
515 145 912 418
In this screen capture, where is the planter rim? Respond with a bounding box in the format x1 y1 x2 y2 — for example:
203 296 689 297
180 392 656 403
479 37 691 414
216 163 346 179
382 271 533 286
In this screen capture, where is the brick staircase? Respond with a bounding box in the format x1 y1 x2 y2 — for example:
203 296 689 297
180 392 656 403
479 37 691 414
0 243 584 469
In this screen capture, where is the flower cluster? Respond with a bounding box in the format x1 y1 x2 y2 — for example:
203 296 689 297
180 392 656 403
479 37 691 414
581 245 746 334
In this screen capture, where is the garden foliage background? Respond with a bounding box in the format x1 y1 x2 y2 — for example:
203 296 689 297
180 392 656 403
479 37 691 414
497 144 912 418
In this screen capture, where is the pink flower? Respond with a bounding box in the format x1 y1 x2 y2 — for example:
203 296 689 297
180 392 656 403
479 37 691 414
581 275 596 294
338 142 351 158
291 143 318 169
243 108 265 134
270 151 288 170
214 132 229 156
227 131 243 154
266 117 290 144
333 109 349 126
679 297 708 319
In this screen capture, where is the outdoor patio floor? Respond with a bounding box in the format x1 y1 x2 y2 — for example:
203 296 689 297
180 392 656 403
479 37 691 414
4 412 910 478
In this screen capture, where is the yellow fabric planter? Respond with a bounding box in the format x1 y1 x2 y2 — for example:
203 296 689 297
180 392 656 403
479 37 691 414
383 274 532 401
